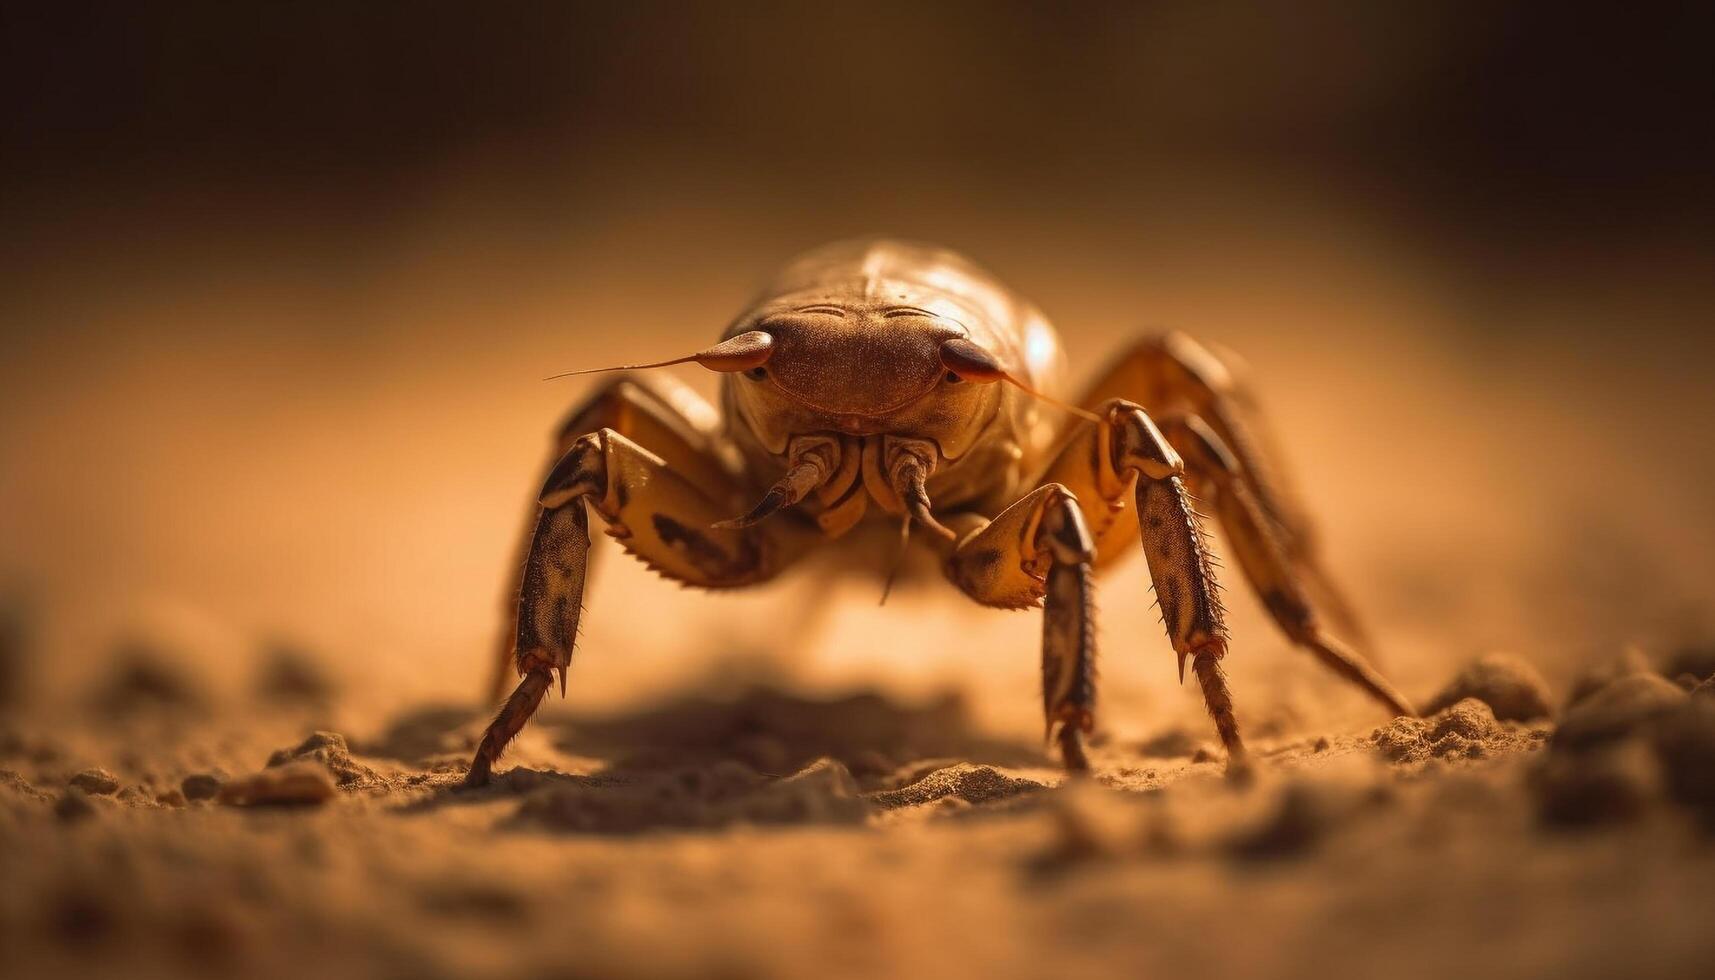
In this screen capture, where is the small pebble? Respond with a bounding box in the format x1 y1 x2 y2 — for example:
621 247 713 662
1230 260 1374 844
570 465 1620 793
69 768 120 795
181 772 225 801
217 761 337 807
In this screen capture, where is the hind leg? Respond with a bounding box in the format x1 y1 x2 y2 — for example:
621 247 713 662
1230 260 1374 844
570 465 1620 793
1049 332 1408 716
1078 332 1371 646
1161 414 1413 716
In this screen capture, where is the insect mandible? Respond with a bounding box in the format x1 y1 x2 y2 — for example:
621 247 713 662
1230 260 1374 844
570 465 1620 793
464 239 1414 786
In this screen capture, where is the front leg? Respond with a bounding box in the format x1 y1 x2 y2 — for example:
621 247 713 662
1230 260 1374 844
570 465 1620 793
1039 401 1252 777
487 373 737 702
466 428 809 787
945 484 1098 771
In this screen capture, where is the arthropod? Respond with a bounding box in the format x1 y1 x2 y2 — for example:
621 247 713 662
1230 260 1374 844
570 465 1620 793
464 239 1413 786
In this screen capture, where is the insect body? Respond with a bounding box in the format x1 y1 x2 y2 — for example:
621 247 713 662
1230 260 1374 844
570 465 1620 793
465 239 1413 786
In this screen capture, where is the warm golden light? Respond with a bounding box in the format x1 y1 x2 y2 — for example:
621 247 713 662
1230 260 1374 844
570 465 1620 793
1 5 1711 979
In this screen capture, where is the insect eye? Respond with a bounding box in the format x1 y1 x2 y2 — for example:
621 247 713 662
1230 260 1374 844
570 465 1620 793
944 371 963 384
745 366 768 381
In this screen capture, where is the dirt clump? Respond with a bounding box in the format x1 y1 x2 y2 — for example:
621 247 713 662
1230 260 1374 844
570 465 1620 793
1422 653 1553 721
2 768 51 804
1370 698 1537 764
266 731 381 787
869 762 1046 809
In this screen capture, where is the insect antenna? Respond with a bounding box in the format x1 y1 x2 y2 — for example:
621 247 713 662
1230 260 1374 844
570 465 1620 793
544 330 775 380
999 376 1103 424
939 337 1101 424
542 355 701 380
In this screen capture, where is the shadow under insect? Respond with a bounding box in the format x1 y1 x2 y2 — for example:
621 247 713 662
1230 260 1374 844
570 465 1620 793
407 685 1051 834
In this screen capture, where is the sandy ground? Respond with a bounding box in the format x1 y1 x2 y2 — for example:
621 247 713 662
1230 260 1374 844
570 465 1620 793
3 631 1714 980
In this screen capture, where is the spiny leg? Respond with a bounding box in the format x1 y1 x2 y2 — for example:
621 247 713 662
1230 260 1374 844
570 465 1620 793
1078 332 1370 647
1039 401 1250 777
1039 500 1099 771
488 373 738 702
467 427 808 787
1160 414 1414 717
468 453 598 788
944 484 1099 771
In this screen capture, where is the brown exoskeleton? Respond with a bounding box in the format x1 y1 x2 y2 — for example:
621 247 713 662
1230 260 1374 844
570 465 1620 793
464 239 1414 787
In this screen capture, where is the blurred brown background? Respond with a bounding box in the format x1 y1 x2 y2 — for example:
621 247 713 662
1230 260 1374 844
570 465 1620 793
2 2 1712 731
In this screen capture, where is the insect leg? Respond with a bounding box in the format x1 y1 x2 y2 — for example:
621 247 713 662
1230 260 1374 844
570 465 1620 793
488 374 737 702
466 427 809 788
1159 414 1414 717
1037 400 1249 778
944 484 1098 771
1075 331 1371 648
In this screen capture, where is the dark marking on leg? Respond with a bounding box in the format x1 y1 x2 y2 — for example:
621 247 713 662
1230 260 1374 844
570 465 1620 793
650 514 759 581
1038 490 1098 773
1113 404 1248 775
